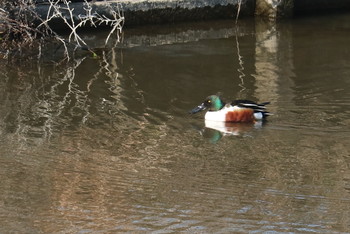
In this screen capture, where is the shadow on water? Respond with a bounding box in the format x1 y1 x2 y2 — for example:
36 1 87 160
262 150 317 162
1 15 350 233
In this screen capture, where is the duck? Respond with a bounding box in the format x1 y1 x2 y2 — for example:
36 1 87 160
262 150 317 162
189 95 271 122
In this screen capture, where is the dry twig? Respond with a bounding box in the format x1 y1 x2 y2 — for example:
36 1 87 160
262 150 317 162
0 0 124 59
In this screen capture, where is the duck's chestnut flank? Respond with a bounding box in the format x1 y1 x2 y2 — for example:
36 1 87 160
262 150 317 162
225 109 255 122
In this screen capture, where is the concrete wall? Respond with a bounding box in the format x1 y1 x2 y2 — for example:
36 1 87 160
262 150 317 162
256 0 350 18
34 0 350 28
115 0 253 26
35 0 253 28
294 0 350 14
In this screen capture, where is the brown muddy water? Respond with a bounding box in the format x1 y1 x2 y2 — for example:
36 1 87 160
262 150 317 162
1 14 350 233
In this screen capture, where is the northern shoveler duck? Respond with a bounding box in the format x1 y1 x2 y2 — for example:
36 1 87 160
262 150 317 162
189 95 271 122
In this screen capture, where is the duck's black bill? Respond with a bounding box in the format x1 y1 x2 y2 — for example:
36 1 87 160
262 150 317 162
189 103 206 114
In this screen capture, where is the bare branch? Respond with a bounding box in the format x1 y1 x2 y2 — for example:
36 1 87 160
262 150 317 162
0 0 124 59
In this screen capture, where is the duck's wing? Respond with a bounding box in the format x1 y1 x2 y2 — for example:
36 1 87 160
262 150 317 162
231 100 270 113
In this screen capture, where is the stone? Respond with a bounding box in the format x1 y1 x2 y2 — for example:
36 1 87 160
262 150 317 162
255 0 294 19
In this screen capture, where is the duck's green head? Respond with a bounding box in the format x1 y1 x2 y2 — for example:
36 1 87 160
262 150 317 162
190 95 225 114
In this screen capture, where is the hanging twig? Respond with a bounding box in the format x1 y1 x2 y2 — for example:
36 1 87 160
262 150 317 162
236 0 242 24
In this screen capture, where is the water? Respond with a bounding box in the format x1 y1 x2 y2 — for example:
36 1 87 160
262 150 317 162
1 14 350 233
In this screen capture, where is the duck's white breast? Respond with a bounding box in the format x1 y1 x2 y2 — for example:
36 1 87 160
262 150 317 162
204 106 241 122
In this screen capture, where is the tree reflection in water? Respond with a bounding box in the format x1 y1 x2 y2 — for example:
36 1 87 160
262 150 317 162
0 48 130 148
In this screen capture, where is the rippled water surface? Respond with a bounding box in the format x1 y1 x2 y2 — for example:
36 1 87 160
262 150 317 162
1 14 350 233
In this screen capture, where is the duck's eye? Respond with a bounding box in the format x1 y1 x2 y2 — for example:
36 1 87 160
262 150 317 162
208 100 211 103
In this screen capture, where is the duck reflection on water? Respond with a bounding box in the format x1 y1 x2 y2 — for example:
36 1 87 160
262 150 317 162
197 120 265 143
